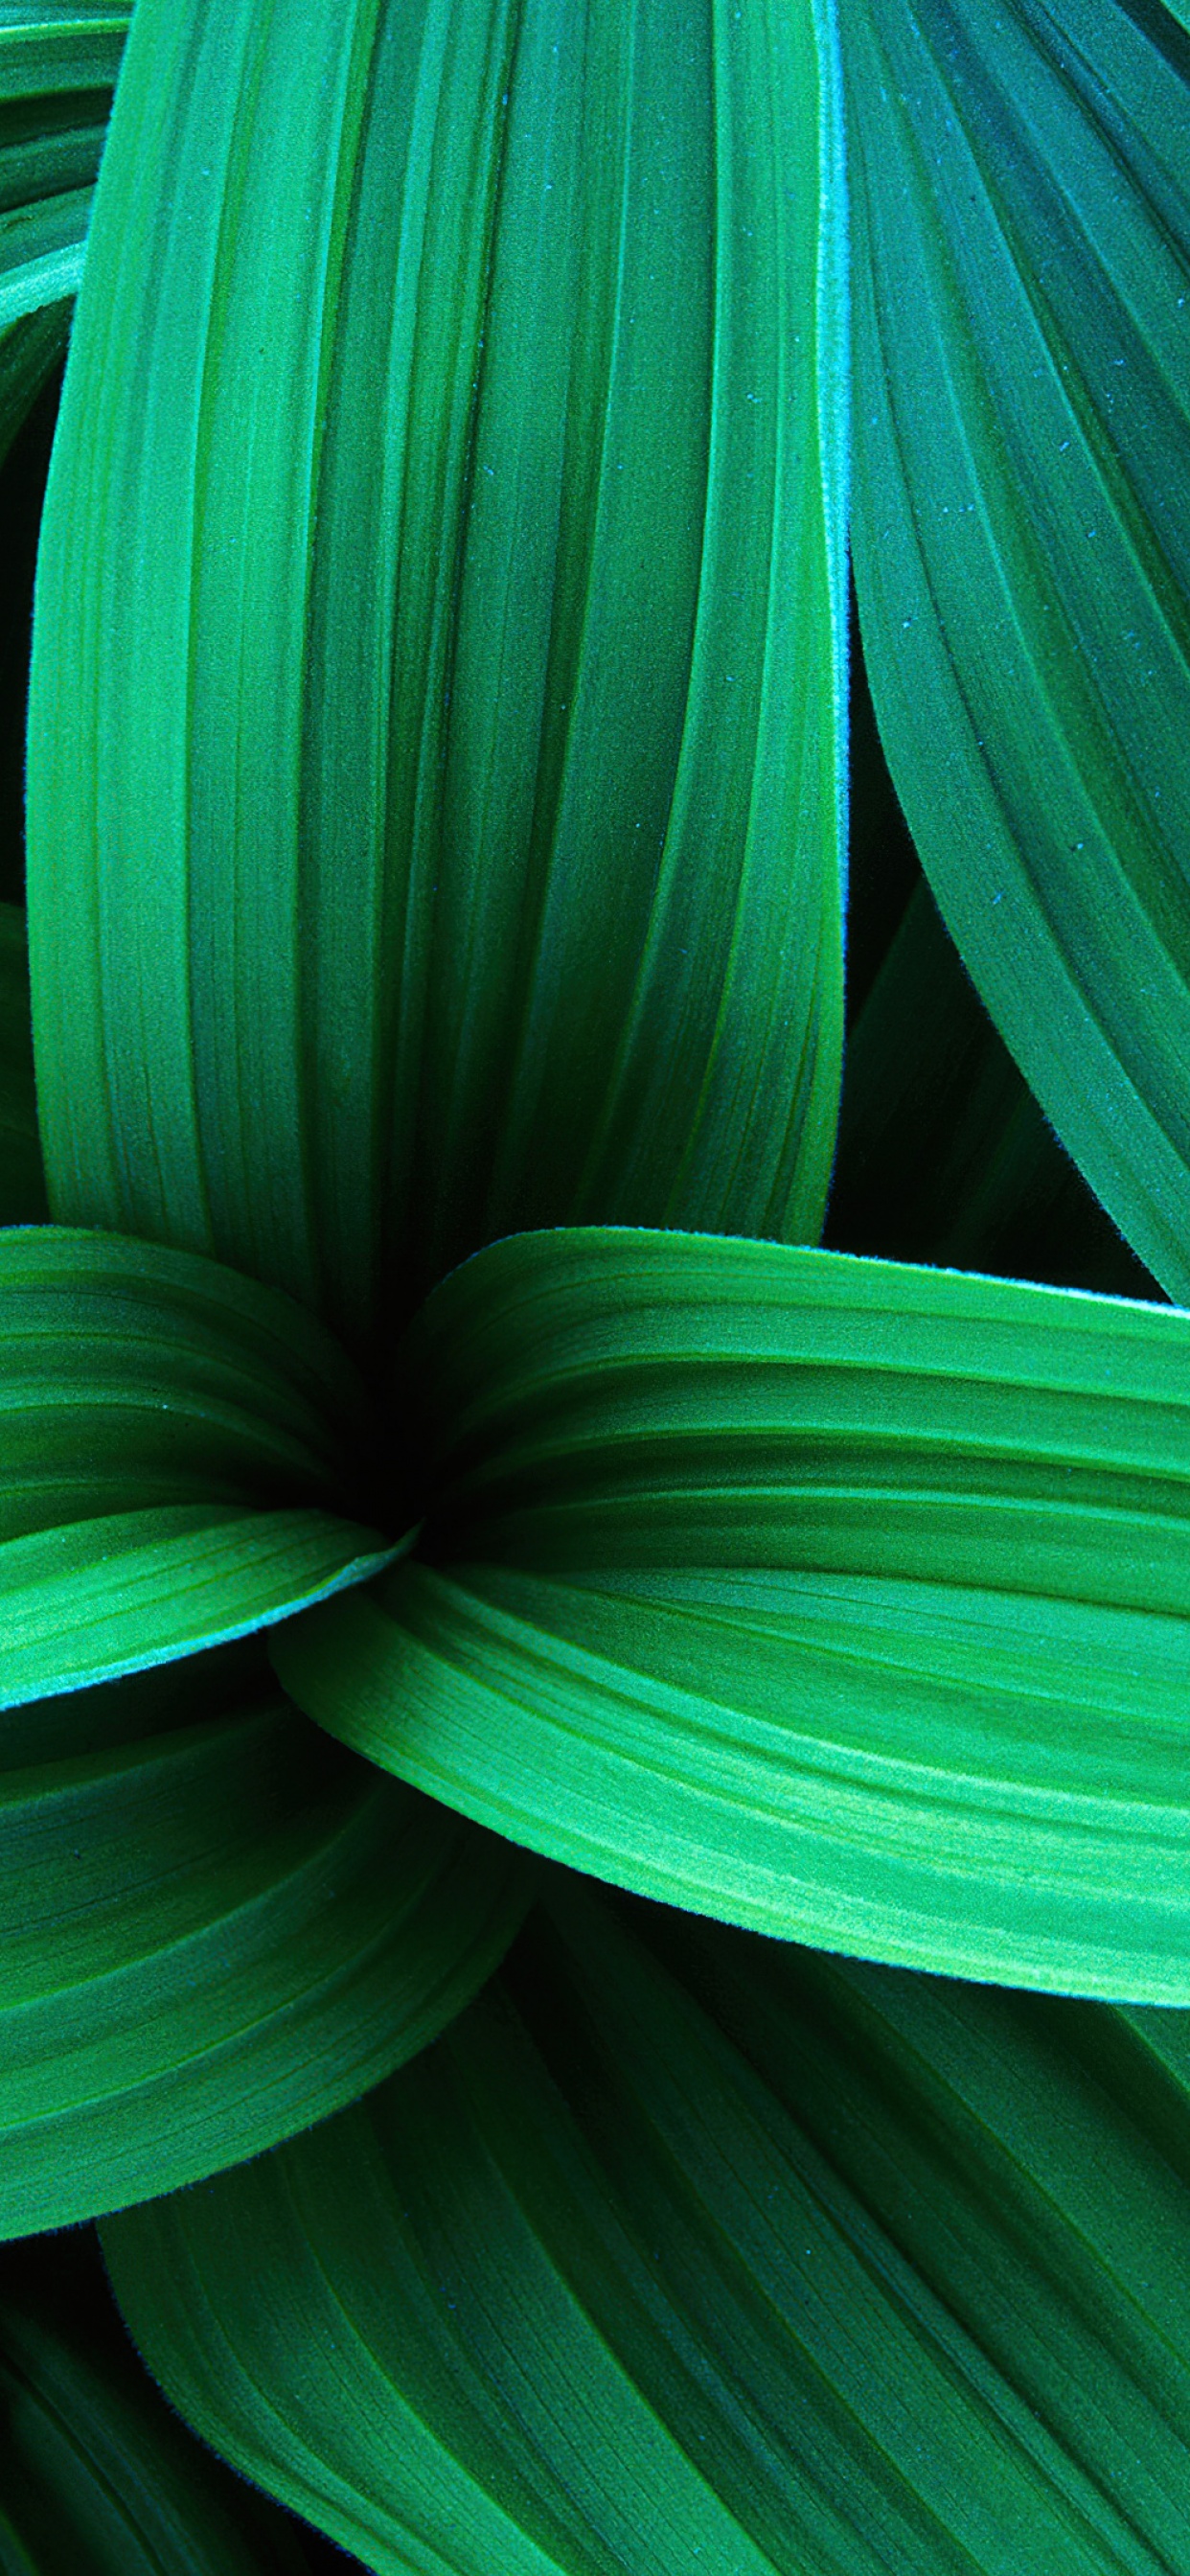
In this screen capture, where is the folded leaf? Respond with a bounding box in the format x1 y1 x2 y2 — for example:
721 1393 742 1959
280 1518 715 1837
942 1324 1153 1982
845 0 1190 1296
0 1641 530 2236
1 2228 317 2570
0 1227 395 1708
0 906 47 1220
102 1879 1190 2574
27 0 846 1364
278 1225 1190 1997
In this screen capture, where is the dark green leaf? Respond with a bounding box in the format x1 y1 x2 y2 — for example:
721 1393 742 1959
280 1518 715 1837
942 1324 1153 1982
277 1224 1190 1996
102 1879 1190 2573
844 0 1190 1295
0 1641 530 2236
0 907 46 1221
0 6 127 447
829 880 1157 1298
27 0 846 1363
0 2227 318 2570
0 1227 394 1708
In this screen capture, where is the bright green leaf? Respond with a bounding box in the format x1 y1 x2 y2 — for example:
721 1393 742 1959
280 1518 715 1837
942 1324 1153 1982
277 1225 1190 1998
0 1227 395 1709
102 1877 1190 2574
0 1640 531 2237
27 0 846 1366
844 0 1190 1296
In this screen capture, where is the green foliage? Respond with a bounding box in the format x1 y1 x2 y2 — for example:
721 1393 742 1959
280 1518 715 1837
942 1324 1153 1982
0 0 1187 2564
103 1882 1190 2574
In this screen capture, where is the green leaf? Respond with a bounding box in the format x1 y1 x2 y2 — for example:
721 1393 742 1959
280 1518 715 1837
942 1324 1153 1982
101 1878 1190 2574
844 0 1190 1297
0 1640 530 2237
0 296 66 474
0 9 128 104
0 179 91 325
0 2228 317 2570
0 1227 395 1709
0 907 47 1221
278 1224 1190 1998
27 0 846 1366
829 880 1157 1298
0 6 127 439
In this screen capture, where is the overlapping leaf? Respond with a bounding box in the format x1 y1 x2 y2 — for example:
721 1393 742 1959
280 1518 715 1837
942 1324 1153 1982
0 4 127 457
103 1877 1190 2574
1 2228 319 2570
829 879 1157 1296
276 1224 1190 1998
0 1640 530 2238
0 1227 395 1707
844 0 1190 1295
27 0 846 1365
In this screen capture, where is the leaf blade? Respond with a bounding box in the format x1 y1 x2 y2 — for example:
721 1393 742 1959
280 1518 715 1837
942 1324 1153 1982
843 0 1190 1294
101 1881 1190 2573
0 1227 394 1707
28 0 846 1360
277 1226 1190 1996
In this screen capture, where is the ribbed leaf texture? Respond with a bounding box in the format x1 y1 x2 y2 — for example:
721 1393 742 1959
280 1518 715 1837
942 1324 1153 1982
26 0 846 1362
103 1877 1190 2575
0 1227 396 1706
0 4 127 453
276 1224 1190 1998
0 2228 320 2571
844 0 1190 1297
0 1640 531 2237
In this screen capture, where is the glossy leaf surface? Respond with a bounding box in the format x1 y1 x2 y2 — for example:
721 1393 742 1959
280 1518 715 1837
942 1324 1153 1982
0 1228 393 1708
278 1225 1190 1997
103 1881 1190 2574
27 0 846 1363
0 1642 530 2238
845 0 1190 1295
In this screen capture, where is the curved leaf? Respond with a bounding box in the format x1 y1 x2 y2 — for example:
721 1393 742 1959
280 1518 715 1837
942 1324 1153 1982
27 0 846 1365
0 2228 317 2571
279 1224 1190 1997
844 0 1190 1295
0 6 127 441
0 1640 530 2237
0 297 67 472
0 1227 394 1709
103 1880 1190 2573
